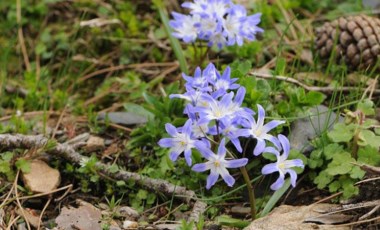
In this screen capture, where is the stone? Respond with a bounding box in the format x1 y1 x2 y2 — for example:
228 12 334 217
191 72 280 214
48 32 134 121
288 105 343 153
22 160 61 194
84 136 105 152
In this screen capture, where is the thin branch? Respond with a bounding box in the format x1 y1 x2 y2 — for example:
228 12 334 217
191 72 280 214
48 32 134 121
0 134 196 203
249 71 380 95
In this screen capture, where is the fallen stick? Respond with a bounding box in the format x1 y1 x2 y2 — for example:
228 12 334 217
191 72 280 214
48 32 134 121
0 134 197 203
249 71 380 95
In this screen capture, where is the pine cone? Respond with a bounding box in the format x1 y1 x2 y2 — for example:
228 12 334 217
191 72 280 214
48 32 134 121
315 15 380 70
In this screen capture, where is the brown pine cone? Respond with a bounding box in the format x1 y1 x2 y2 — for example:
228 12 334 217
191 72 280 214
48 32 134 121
315 15 380 70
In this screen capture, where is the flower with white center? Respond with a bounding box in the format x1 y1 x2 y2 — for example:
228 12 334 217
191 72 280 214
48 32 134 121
261 134 304 190
158 119 204 166
240 104 285 156
194 92 235 125
169 13 200 43
212 66 239 93
192 138 248 189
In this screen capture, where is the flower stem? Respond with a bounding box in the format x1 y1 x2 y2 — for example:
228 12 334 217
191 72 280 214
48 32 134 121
240 166 256 220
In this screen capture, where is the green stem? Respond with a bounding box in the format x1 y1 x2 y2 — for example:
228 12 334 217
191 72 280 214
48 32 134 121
154 0 188 74
240 166 256 220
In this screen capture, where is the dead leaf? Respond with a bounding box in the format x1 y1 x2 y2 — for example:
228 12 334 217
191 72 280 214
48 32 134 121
293 72 332 84
22 160 61 194
16 208 40 228
304 214 353 225
245 204 350 230
55 201 102 230
300 49 313 65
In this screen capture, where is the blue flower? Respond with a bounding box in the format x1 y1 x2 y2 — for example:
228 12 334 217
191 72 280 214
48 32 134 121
158 119 206 166
192 138 248 189
169 12 200 43
261 134 304 190
169 0 262 48
240 104 285 156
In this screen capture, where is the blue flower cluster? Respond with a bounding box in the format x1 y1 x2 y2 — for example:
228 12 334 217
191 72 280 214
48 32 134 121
158 64 304 190
169 0 263 48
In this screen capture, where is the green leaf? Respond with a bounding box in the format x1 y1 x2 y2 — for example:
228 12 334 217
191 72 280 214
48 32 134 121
261 178 291 217
314 171 333 189
323 143 344 160
358 130 380 149
215 215 250 228
349 166 365 179
308 149 324 169
108 164 119 174
341 178 359 199
124 103 155 120
2 152 14 161
328 123 355 143
357 99 375 116
15 159 30 173
305 91 326 105
136 189 148 200
0 161 11 173
328 181 341 192
358 146 380 166
237 60 252 75
325 152 354 176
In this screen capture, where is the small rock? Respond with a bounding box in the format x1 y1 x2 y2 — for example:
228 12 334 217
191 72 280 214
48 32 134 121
122 220 138 229
97 112 147 125
118 206 140 220
22 160 60 193
288 105 343 153
84 136 105 152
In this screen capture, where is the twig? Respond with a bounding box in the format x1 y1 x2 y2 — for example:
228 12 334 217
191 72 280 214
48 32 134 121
359 204 380 220
14 170 31 230
250 71 380 95
37 197 51 230
0 134 196 203
5 215 20 230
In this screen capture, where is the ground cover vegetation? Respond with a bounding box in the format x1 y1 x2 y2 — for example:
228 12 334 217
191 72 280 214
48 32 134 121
0 0 379 229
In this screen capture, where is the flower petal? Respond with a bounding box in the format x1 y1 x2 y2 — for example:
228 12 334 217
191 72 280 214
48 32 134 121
206 171 219 189
158 138 174 148
270 174 285 190
217 138 226 158
256 104 265 127
169 151 181 162
263 120 285 133
261 163 278 175
165 123 178 136
287 169 298 187
220 167 235 187
253 139 266 156
192 163 209 172
231 138 242 152
195 142 214 160
284 159 304 169
278 134 290 157
225 158 248 168
184 149 192 166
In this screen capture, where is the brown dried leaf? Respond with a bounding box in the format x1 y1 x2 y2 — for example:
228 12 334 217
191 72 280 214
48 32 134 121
55 201 102 230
